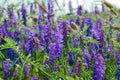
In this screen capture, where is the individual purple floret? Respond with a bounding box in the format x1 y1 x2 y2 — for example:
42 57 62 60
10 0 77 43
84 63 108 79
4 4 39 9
32 76 38 80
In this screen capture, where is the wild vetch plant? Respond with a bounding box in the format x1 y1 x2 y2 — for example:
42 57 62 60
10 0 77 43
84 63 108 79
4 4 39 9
0 0 120 80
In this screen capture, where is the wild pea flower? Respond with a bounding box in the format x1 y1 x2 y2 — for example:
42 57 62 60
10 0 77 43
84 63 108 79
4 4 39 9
21 4 27 26
68 66 73 76
116 51 120 80
3 59 12 80
30 4 33 14
116 32 120 42
85 17 93 36
13 68 18 79
102 4 106 15
7 48 19 64
80 18 85 30
0 9 3 16
13 31 20 42
95 6 99 15
42 20 51 53
117 68 120 80
32 76 38 80
58 21 69 44
7 7 16 22
24 64 30 78
3 19 11 28
27 26 35 37
109 14 114 24
2 20 13 38
109 14 114 36
89 42 97 54
115 50 120 66
93 54 106 80
49 27 63 64
68 52 75 66
74 60 81 75
83 47 92 68
68 0 72 13
47 0 54 22
38 8 43 37
94 18 104 54
77 5 82 16
118 58 120 66
49 43 56 64
73 37 78 48
19 38 25 52
0 27 5 38
107 41 114 52
76 6 83 28
26 38 35 55
0 37 6 45
33 37 44 50
55 64 59 71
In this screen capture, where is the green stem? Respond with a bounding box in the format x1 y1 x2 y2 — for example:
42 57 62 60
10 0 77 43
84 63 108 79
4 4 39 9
19 61 26 80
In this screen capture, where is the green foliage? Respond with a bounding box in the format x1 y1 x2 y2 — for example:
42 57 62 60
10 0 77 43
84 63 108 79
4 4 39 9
105 59 118 80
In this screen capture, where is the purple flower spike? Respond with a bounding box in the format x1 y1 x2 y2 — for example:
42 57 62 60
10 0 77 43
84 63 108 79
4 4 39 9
95 6 99 15
3 59 12 80
102 4 106 15
73 37 78 48
83 47 92 68
74 60 81 75
77 5 82 16
26 38 35 55
47 0 54 21
117 68 120 80
7 7 16 22
21 4 27 26
68 52 75 66
0 9 3 16
13 68 18 79
24 64 30 78
30 4 33 14
93 54 106 80
107 41 113 52
116 32 120 42
68 0 72 13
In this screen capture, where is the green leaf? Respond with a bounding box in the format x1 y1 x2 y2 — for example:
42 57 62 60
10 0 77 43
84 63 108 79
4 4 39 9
85 37 98 44
66 76 74 80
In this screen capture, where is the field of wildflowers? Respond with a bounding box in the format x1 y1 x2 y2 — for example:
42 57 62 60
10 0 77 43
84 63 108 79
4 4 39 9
0 0 120 80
